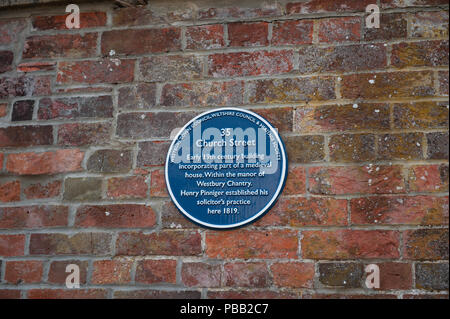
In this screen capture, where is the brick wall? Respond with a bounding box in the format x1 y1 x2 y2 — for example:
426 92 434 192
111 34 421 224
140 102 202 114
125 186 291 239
0 0 448 299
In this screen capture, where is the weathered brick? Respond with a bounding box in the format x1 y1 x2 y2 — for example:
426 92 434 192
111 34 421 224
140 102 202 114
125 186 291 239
302 230 400 259
0 125 53 148
271 262 315 288
108 176 148 199
381 0 448 8
224 262 270 288
24 180 61 199
208 290 297 299
284 135 325 163
295 104 390 133
38 96 113 120
287 0 372 13
48 260 88 284
118 83 157 110
17 61 56 73
318 262 363 288
0 180 20 202
272 20 313 45
0 18 26 44
403 229 448 260
411 11 449 38
258 196 347 227
160 200 198 229
282 166 306 195
75 204 156 228
28 289 107 299
206 230 298 259
330 134 376 162
404 294 449 299
415 263 449 291
22 33 97 59
116 231 202 256
363 13 407 41
150 169 168 197
342 71 434 99
136 259 177 284
111 7 165 26
250 107 293 133
0 50 13 73
248 77 335 104
0 75 51 98
92 259 133 284
318 17 361 43
0 234 25 256
32 12 106 30
139 55 203 82
57 59 135 85
185 24 225 50
0 206 68 229
298 44 386 73
198 5 281 20
137 141 171 167
161 81 243 107
0 103 7 117
228 22 268 47
12 100 34 121
351 196 448 225
6 149 84 175
208 50 293 78
101 28 181 55
29 233 112 255
408 164 449 192
63 177 103 201
377 262 413 290
393 102 448 129
58 123 111 146
5 260 44 284
391 41 449 68
114 290 201 299
439 71 448 95
0 290 21 299
378 133 424 160
182 262 222 288
427 132 448 159
117 112 195 139
87 149 132 173
309 165 406 195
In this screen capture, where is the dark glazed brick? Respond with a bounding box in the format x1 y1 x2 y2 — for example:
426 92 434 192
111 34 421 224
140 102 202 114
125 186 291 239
415 263 449 291
12 100 34 121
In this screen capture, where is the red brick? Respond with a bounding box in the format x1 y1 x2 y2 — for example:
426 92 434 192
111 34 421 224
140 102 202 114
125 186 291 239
92 259 133 284
208 290 298 299
57 59 135 85
0 235 25 256
5 261 44 284
271 20 313 45
185 24 225 50
6 149 84 175
302 230 400 259
0 180 20 202
206 230 298 259
0 125 53 148
0 18 27 45
150 169 168 197
295 104 390 133
287 0 372 13
377 262 413 290
257 196 347 227
408 164 449 192
139 55 203 82
182 262 222 288
136 259 177 284
101 28 181 55
342 71 435 99
22 33 97 59
271 262 315 288
0 206 68 229
28 289 107 299
309 165 406 195
0 103 7 117
38 96 113 120
75 205 156 228
48 260 88 284
29 233 112 255
32 12 106 30
0 75 51 99
208 50 293 78
391 40 449 68
24 180 61 199
57 123 111 146
114 290 201 299
17 61 56 73
351 196 448 225
116 231 202 256
318 17 361 42
228 22 269 47
0 290 20 299
111 7 166 26
198 5 281 20
108 176 148 199
403 229 449 260
224 262 270 288
283 166 306 195
250 107 293 133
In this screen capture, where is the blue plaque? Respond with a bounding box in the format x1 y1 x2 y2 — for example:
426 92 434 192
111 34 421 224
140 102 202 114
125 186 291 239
165 108 287 229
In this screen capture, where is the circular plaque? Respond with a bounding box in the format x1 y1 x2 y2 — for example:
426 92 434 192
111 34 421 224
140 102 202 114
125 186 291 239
165 108 287 229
